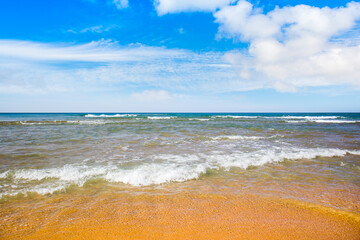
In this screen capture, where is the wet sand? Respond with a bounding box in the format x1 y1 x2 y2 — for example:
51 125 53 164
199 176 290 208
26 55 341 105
1 192 359 240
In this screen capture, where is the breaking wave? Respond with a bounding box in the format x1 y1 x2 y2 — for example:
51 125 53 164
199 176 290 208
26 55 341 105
85 114 137 118
1 147 359 198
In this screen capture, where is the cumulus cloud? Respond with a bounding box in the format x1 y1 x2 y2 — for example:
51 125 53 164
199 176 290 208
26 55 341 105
154 0 235 15
113 0 128 9
214 1 360 91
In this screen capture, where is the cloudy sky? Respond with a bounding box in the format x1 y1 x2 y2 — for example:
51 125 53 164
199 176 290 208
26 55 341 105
1 0 360 112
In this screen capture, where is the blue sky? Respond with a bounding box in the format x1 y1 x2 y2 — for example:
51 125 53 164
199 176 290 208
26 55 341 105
0 0 360 112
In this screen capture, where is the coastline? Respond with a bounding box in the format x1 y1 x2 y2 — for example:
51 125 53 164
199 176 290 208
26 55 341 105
1 112 359 239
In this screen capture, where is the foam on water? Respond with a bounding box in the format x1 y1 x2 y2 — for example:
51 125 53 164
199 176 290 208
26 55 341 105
85 114 137 118
209 135 283 141
67 120 109 125
264 116 341 119
211 135 265 140
17 120 112 125
1 147 359 198
286 120 359 124
212 115 258 119
188 118 210 121
19 121 47 125
147 116 176 120
104 163 208 186
312 120 359 123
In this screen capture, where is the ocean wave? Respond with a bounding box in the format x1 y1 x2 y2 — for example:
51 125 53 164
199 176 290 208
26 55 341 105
19 120 68 125
286 120 308 123
85 114 137 118
6 120 115 125
188 118 210 121
147 116 176 120
208 148 360 170
66 120 108 125
20 121 47 125
286 120 359 124
209 135 283 141
1 148 359 198
264 116 340 120
212 115 258 119
210 135 265 140
311 120 359 123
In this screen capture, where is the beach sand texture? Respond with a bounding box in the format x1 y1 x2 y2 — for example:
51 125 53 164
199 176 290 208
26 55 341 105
1 192 360 240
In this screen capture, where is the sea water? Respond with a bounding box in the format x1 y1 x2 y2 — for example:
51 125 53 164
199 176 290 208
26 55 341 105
0 113 359 211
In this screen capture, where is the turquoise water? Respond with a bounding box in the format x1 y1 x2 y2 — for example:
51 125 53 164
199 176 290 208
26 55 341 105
0 113 360 202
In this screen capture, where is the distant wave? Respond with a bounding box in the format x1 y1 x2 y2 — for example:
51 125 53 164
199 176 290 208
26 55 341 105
188 118 210 121
19 120 109 125
311 120 359 123
264 116 340 119
147 116 176 120
1 147 359 198
209 135 283 141
212 115 258 119
85 114 137 118
210 135 265 140
287 120 360 124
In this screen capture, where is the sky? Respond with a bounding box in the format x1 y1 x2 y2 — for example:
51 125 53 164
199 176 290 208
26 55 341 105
0 0 360 112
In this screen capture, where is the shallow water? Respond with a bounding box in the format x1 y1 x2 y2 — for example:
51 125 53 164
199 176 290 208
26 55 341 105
0 113 359 212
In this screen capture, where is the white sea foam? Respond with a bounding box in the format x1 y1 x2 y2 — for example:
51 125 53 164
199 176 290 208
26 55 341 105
312 120 359 123
20 120 109 125
147 116 176 120
212 115 258 119
19 121 47 125
85 114 137 118
1 148 359 197
286 119 359 124
152 154 201 163
209 135 282 141
211 135 265 140
188 118 210 121
0 170 9 179
67 120 109 125
12 165 109 185
104 163 208 186
286 120 308 123
264 116 340 120
208 148 360 170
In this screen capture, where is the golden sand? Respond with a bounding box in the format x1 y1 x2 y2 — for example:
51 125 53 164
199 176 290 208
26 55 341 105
1 192 359 240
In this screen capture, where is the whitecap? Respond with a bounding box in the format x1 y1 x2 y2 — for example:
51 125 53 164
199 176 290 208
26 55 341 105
265 116 340 120
212 115 258 119
85 114 137 118
147 116 176 120
2 147 360 196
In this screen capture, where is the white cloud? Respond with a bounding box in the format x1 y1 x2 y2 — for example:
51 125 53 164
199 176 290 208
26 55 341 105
0 40 241 95
214 1 360 91
67 25 119 34
154 0 235 15
0 39 184 62
113 0 128 9
131 90 173 101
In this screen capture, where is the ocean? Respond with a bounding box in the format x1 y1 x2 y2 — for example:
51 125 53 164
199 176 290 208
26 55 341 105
0 112 360 213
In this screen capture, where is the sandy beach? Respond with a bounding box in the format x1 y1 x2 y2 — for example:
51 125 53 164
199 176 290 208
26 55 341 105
1 191 359 240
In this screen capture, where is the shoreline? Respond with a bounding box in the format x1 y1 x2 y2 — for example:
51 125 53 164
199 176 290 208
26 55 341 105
1 192 359 240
